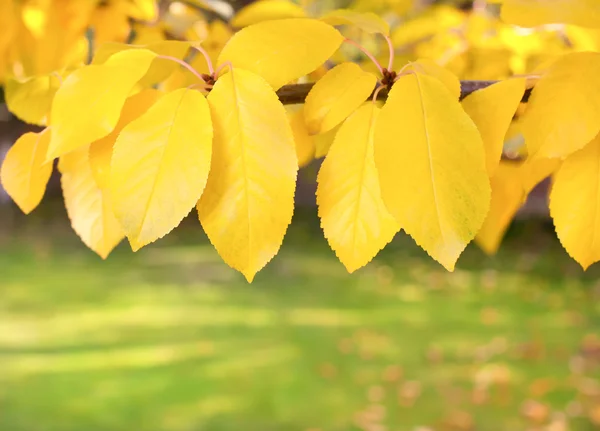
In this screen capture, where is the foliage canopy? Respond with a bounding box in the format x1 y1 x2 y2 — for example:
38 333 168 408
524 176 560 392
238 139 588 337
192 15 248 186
2 0 600 281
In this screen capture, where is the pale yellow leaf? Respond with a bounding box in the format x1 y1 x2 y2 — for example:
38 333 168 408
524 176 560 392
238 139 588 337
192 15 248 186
217 18 344 90
232 0 306 28
92 40 191 87
60 148 124 259
89 89 161 190
198 68 297 282
521 52 600 160
110 88 213 250
501 0 600 29
317 103 399 272
129 0 158 21
550 133 600 270
520 157 560 194
404 59 461 100
475 162 525 255
0 129 52 214
320 9 390 35
288 107 315 168
5 73 62 126
47 48 157 161
314 124 341 158
462 78 526 177
374 73 490 270
304 62 377 135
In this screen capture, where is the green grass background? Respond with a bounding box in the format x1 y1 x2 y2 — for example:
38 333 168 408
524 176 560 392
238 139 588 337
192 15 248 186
1 208 599 431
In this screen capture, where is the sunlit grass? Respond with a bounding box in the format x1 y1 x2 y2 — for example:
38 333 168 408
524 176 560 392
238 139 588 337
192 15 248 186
0 210 599 430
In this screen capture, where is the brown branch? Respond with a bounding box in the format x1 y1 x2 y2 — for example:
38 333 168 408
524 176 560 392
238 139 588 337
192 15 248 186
277 80 529 161
276 80 532 105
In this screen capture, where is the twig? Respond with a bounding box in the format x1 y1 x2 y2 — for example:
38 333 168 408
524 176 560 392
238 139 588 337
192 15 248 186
276 80 533 105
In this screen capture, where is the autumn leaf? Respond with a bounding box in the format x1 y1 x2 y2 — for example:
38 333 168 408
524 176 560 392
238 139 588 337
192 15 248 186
0 129 53 214
109 88 213 251
404 59 461 99
5 73 62 126
317 103 399 272
550 133 600 270
520 157 561 195
217 19 344 90
288 107 316 168
47 48 157 161
231 0 306 28
461 78 526 177
314 124 341 158
304 62 377 135
374 73 490 270
198 68 297 282
520 52 600 160
92 40 191 87
60 148 124 259
501 0 600 29
320 9 390 35
475 162 525 255
89 89 161 190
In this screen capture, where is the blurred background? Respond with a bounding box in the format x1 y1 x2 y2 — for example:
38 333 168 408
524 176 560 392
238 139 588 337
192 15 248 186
1 0 600 430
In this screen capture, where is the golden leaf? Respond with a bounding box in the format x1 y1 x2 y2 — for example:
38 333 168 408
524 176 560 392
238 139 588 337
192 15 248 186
317 103 399 272
520 52 600 160
109 88 213 250
461 78 526 177
217 19 344 90
60 148 124 259
47 48 157 161
0 128 53 214
550 133 600 269
232 0 306 28
304 62 377 135
475 162 525 255
198 68 297 282
374 73 490 270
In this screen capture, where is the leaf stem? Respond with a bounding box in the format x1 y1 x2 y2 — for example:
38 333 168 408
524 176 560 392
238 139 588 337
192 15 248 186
214 61 233 77
192 44 215 76
344 38 383 76
157 55 207 83
372 84 386 103
384 35 394 71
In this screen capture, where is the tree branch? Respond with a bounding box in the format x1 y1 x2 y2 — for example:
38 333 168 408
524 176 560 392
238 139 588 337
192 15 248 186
276 80 532 105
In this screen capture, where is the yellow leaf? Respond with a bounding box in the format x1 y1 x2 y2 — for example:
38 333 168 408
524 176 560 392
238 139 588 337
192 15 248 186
304 62 377 135
129 0 158 21
320 9 390 36
475 162 525 255
314 124 341 158
5 73 62 126
232 0 306 28
90 0 131 45
92 40 191 87
89 89 161 190
60 148 124 259
288 107 315 168
404 59 462 100
109 88 213 250
501 0 600 29
317 103 399 272
217 18 344 90
461 78 526 177
0 128 53 214
374 73 490 270
520 157 560 194
47 48 157 161
521 52 600 160
198 68 297 282
550 133 600 270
